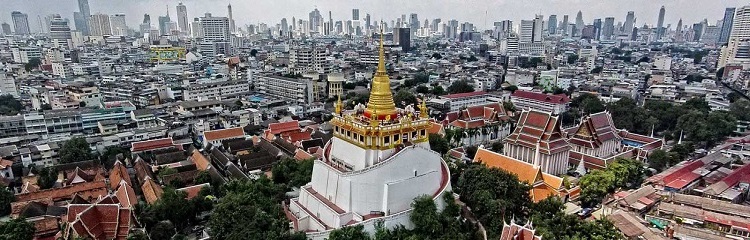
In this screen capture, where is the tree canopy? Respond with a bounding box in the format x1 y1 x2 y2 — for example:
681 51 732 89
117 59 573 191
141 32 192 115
0 95 23 116
579 158 644 207
0 187 13 216
447 80 475 94
58 137 94 164
0 217 35 240
271 158 314 188
393 89 418 108
428 134 450 154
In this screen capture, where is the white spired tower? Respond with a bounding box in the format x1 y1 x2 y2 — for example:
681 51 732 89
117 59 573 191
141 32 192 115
285 34 452 239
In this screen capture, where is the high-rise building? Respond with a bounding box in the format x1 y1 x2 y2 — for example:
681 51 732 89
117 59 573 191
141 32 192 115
176 2 189 33
281 18 289 36
393 27 411 52
602 17 615 40
593 19 602 40
352 9 359 21
1 23 11 35
200 13 230 41
548 15 557 35
410 13 419 35
309 8 322 32
227 4 235 33
656 6 666 39
11 11 30 35
140 14 151 34
77 0 91 35
520 15 543 43
49 14 72 48
158 6 171 36
720 8 736 44
191 17 203 38
623 11 635 36
561 15 569 36
730 5 750 41
74 12 86 34
88 13 111 36
365 14 371 33
493 20 512 39
693 22 705 42
109 14 127 36
575 11 584 36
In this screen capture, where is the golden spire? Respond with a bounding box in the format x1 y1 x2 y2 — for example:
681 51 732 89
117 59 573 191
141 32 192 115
420 99 428 118
365 28 397 120
335 94 342 115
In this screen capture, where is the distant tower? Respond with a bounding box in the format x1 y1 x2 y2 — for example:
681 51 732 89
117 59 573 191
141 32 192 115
228 3 235 33
719 8 736 44
575 11 584 36
547 15 557 35
176 2 189 33
11 11 30 35
623 11 635 37
656 6 666 39
561 15 569 36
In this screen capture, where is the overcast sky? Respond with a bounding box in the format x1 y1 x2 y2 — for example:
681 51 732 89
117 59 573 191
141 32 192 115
0 0 746 32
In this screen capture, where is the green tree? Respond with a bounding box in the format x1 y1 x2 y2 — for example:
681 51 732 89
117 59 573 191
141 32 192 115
149 188 195 230
467 55 478 62
37 167 57 189
730 99 750 122
271 158 314 188
429 134 450 154
647 149 677 172
0 187 13 216
607 97 653 134
100 146 130 168
0 218 35 240
0 95 23 116
431 85 446 95
504 85 519 93
208 178 305 239
447 80 475 94
328 225 370 240
149 221 176 240
456 165 532 238
127 231 149 240
393 89 418 108
567 54 579 64
416 85 429 94
579 170 616 208
59 137 94 164
195 170 212 185
24 58 41 72
249 49 258 57
571 93 605 115
590 66 603 74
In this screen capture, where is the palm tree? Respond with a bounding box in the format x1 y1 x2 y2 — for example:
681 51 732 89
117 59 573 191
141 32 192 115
445 128 455 147
453 129 465 147
467 128 478 146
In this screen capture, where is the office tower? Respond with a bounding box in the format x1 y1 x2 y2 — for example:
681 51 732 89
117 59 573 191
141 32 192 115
292 17 296 31
720 8 736 44
140 14 151 33
393 27 411 51
200 13 230 41
692 22 705 42
431 19 441 32
227 4 235 32
176 2 189 33
110 14 127 36
365 14 371 32
575 11 584 36
309 8 321 31
74 12 86 34
656 6 666 39
461 22 474 32
561 15 569 36
49 14 72 48
77 0 91 35
191 17 203 38
593 19 602 40
410 13 419 35
281 18 289 36
623 11 635 36
520 16 543 43
548 15 557 35
352 9 359 21
493 20 512 39
158 6 171 36
1 23 11 35
88 13 111 36
601 17 614 40
731 5 750 41
11 11 30 35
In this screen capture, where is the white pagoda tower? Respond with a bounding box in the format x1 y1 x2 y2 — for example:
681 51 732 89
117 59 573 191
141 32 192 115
285 33 452 239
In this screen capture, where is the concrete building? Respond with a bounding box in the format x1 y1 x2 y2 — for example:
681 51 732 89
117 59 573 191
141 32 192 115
11 11 30 35
200 13 230 42
510 90 570 115
89 13 112 36
290 46 330 74
720 8 736 44
0 71 18 98
109 14 127 36
176 2 189 33
182 80 249 101
49 15 72 48
731 5 750 41
12 47 42 64
256 75 315 105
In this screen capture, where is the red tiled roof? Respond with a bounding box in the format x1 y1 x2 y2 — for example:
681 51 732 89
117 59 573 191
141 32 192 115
114 181 137 209
191 151 211 171
204 127 245 142
269 120 300 135
131 138 174 152
440 91 487 99
512 90 570 104
178 183 209 200
67 204 131 240
15 180 107 203
141 177 163 205
282 129 312 143
108 161 130 190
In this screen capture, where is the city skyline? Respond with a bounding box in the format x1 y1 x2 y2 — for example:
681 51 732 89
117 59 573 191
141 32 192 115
0 0 745 33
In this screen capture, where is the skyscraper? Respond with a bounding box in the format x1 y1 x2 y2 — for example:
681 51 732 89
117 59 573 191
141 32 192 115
11 11 30 35
281 18 289 36
656 6 666 39
410 13 419 35
1 23 11 35
77 0 91 35
176 2 189 33
200 13 230 41
227 4 235 33
602 17 615 40
309 8 321 32
575 11 584 36
593 19 602 40
49 14 72 48
88 13 111 36
561 15 569 36
352 9 359 21
110 14 127 36
140 14 151 33
158 6 171 36
520 15 543 43
365 14 371 33
623 11 635 36
720 8 736 44
548 15 557 35
731 5 750 41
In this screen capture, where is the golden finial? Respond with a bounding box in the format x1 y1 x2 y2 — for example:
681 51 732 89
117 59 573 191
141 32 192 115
420 99 428 118
335 94 342 115
365 25 397 119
